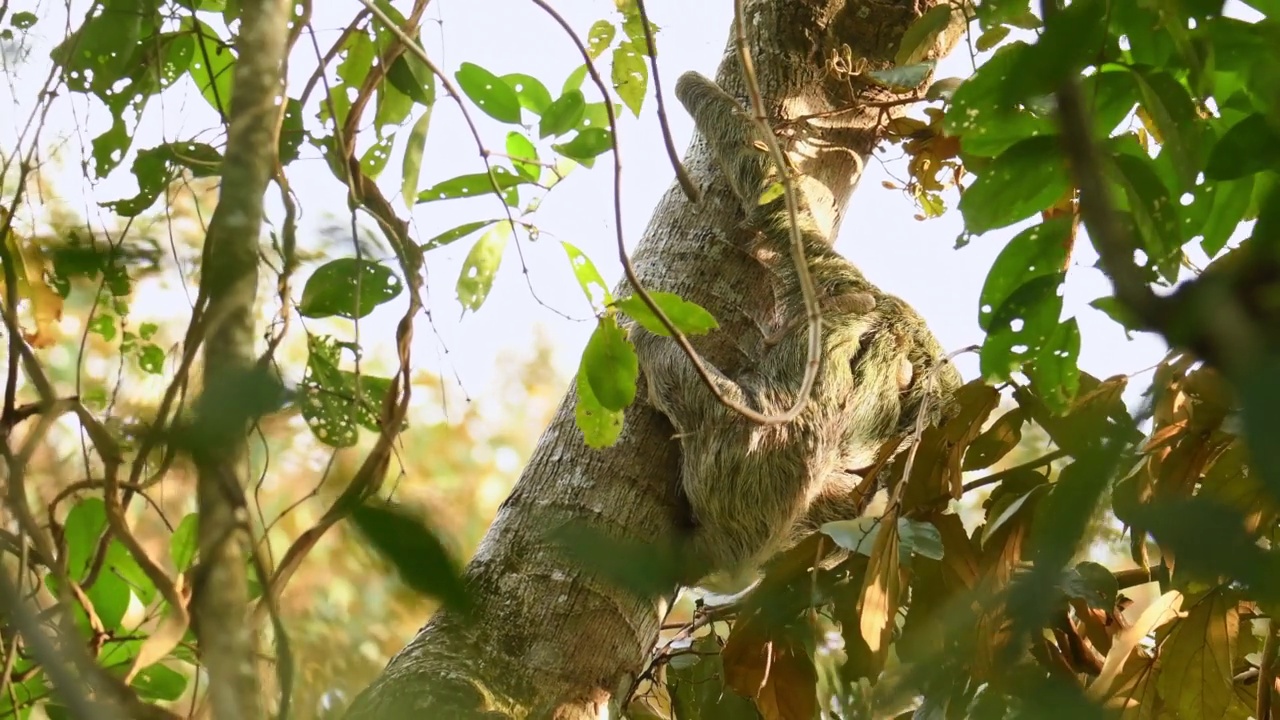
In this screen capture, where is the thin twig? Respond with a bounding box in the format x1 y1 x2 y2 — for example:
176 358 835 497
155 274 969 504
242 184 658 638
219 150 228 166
631 0 699 203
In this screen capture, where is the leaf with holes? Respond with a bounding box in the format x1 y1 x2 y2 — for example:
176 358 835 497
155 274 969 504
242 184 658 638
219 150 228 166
575 362 624 448
1131 68 1201 190
1025 317 1082 413
582 316 639 411
1112 151 1181 282
184 17 236 116
978 217 1072 331
611 41 648 117
299 259 403 320
502 73 553 115
421 219 503 252
456 221 511 313
587 20 615 59
561 242 612 312
298 334 395 448
360 133 396 179
455 62 522 123
416 168 530 203
553 128 613 168
386 53 435 107
980 274 1066 380
539 90 587 138
613 292 718 337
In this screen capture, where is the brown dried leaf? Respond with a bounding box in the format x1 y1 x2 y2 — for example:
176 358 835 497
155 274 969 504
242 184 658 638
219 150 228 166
1156 588 1250 719
963 408 1025 471
858 515 901 654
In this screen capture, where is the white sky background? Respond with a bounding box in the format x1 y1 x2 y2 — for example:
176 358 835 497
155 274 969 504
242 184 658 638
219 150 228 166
7 0 1259 421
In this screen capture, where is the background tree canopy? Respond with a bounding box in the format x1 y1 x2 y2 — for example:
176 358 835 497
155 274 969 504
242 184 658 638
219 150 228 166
1 0 1279 718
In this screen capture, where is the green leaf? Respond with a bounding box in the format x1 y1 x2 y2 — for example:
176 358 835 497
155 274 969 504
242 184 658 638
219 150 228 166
170 513 198 572
895 5 953 66
416 167 530 203
998 0 1106 102
1131 68 1201 190
866 61 935 92
298 334 396 448
553 128 614 167
421 219 503 251
52 5 145 93
456 221 511 313
562 64 589 94
11 11 38 29
574 363 624 448
1205 113 1280 180
299 259 403 320
359 133 396 179
103 141 223 216
1111 152 1181 282
561 242 613 312
975 25 1010 52
1200 176 1254 257
959 136 1070 233
386 53 435 107
351 500 470 613
539 89 587 138
978 217 1073 331
506 132 541 182
455 61 522 123
184 18 236 116
944 42 1056 157
502 73 553 114
131 663 188 702
65 498 108 580
611 41 648 117
980 274 1066 380
1025 317 1082 413
613 292 719 337
582 316 639 411
587 20 616 59
137 343 165 374
400 110 432 209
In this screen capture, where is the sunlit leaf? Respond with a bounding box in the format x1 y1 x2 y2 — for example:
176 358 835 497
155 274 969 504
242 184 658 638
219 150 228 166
581 316 638 411
611 41 648 117
561 241 612 312
456 220 511 313
896 5 953 66
455 61 522 123
614 292 718 337
299 259 403 320
539 89 586 138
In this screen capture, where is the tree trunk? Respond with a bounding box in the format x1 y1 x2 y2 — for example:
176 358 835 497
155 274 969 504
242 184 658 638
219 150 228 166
190 1 293 718
346 1 962 717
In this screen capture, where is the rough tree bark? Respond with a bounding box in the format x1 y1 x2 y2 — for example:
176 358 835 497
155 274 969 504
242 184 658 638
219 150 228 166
347 1 963 717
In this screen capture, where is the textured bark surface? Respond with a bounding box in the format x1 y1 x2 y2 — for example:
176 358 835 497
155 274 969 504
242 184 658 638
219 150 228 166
191 1 293 718
346 1 963 718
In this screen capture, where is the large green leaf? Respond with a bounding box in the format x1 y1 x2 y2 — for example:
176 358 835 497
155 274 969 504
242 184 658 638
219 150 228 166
959 136 1069 233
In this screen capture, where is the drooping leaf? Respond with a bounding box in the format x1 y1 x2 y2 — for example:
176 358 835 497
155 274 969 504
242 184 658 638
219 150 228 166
421 219 503 252
456 220 511 313
416 168 530 203
539 89 587 138
574 362 624 448
581 316 639 411
560 241 612 312
506 132 541 182
1205 113 1280 180
611 40 648 117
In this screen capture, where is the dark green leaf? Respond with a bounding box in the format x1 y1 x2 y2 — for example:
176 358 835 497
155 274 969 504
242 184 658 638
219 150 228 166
613 292 719 337
999 0 1107 102
137 343 165 374
351 501 470 612
1111 152 1182 282
455 61 522 123
386 53 435 107
980 274 1066 380
456 221 511 313
299 259 403 320
978 218 1072 331
960 136 1070 233
1025 317 1082 413
1131 68 1201 190
539 89 587 138
298 334 396 447
945 42 1057 156
582 316 639 411
184 18 236 116
1061 561 1118 610
1205 113 1280 180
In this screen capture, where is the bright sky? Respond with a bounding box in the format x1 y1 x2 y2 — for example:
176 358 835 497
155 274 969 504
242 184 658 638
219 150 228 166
6 0 1258 420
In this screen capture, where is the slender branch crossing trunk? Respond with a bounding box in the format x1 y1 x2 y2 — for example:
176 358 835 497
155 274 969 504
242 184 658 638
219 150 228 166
347 1 962 717
191 1 292 718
